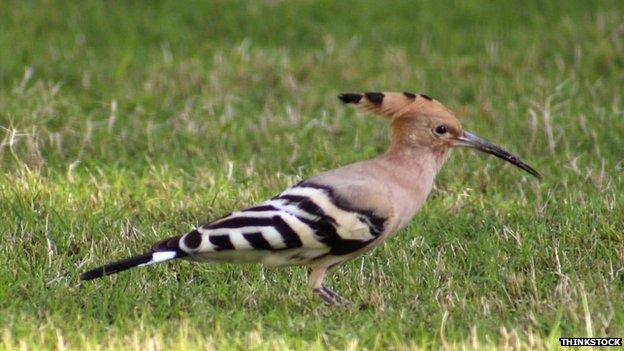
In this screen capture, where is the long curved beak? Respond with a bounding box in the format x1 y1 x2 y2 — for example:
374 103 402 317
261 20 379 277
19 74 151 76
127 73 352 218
455 131 541 179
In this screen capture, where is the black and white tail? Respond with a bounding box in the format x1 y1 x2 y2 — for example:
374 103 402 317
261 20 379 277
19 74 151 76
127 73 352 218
79 236 187 280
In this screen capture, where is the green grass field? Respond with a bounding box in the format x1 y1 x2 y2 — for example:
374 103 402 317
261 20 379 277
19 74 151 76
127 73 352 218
1 0 623 349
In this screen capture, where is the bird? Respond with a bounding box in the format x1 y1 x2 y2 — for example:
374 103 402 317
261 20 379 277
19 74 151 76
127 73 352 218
80 91 541 305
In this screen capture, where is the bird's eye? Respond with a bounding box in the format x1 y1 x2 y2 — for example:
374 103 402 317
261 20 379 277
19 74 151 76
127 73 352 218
434 125 448 135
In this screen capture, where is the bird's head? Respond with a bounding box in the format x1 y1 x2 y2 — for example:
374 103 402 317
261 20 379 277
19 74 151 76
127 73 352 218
339 91 541 179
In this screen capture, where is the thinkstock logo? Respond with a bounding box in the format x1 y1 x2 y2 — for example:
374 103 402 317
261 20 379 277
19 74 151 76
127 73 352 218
559 338 622 347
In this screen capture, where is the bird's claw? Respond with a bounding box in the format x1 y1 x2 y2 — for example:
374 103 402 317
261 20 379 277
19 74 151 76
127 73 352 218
313 285 353 307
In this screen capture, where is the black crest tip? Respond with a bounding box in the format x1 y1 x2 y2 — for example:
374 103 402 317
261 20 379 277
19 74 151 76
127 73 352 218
419 93 433 101
403 91 417 99
338 93 363 104
364 92 384 105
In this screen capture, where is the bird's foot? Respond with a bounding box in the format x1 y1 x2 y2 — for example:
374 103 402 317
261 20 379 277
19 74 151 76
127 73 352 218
313 285 353 307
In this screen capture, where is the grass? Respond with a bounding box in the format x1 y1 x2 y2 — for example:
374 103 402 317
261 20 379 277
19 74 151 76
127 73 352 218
1 0 623 349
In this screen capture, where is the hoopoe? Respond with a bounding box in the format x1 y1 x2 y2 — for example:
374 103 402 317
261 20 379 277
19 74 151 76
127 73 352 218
80 92 540 304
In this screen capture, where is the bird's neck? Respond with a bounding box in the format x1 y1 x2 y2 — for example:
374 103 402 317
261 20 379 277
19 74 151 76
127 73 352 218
382 145 450 177
374 146 450 231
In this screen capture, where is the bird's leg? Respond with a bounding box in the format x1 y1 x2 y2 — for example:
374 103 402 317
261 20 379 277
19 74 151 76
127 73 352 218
308 267 352 306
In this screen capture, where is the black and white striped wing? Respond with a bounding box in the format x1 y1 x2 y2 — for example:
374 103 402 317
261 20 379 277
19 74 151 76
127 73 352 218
171 182 387 265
